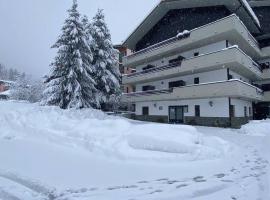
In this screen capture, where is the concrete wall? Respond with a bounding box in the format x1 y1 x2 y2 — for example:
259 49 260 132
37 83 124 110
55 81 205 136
231 98 253 117
229 70 251 83
135 97 229 117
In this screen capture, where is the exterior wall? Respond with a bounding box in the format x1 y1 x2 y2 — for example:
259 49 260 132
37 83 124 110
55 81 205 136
136 6 231 51
0 83 9 92
136 69 227 91
229 70 251 83
0 84 6 92
135 41 228 71
231 98 253 117
135 97 229 117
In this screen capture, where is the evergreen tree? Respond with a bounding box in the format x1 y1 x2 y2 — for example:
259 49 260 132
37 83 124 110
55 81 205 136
90 9 121 109
42 0 99 109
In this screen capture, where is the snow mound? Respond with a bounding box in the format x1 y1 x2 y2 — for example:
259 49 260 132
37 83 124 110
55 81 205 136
0 101 232 162
240 120 270 136
128 124 201 154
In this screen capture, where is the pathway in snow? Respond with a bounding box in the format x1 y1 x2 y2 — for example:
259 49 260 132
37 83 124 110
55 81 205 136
0 135 268 200
51 129 270 200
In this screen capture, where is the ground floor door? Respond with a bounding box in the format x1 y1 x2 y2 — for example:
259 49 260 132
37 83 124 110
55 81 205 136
169 106 184 124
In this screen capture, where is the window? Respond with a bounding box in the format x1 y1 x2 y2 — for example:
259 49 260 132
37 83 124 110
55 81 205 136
159 106 163 111
142 107 149 116
142 85 155 91
126 87 129 93
142 64 155 71
244 106 247 117
262 84 270 91
194 77 200 84
230 105 235 118
194 52 199 57
195 105 200 117
249 107 252 116
226 40 229 48
169 56 185 66
184 106 188 113
169 80 186 88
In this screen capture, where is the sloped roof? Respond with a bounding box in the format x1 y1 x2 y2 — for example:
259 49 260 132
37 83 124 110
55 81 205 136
124 0 261 50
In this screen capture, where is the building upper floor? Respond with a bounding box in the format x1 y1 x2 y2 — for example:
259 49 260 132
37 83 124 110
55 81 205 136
121 0 270 68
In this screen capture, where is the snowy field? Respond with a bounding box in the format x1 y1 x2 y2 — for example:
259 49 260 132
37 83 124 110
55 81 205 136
0 101 269 200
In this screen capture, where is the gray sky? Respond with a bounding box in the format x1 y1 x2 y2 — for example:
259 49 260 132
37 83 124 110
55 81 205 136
0 0 159 78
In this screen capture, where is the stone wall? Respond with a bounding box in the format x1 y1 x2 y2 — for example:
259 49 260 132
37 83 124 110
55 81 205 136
123 115 251 128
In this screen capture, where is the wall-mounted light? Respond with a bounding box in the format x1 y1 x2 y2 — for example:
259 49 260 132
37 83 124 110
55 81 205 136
209 101 214 107
154 103 157 108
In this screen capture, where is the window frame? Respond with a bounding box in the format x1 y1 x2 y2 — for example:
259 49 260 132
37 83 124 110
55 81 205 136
195 105 200 117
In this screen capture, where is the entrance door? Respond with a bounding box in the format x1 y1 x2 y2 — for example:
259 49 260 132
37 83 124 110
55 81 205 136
169 106 184 124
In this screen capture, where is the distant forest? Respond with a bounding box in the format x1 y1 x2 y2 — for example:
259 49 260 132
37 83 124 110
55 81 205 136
0 63 22 81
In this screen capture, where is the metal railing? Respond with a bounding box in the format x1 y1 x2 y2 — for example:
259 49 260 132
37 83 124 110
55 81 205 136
126 61 182 78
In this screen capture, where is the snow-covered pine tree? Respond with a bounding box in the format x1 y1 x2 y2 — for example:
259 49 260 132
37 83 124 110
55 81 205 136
90 9 121 110
42 0 99 109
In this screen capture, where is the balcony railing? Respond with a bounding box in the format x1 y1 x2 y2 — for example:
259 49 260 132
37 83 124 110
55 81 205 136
122 79 264 102
122 47 263 84
123 14 262 67
128 31 190 59
126 60 183 78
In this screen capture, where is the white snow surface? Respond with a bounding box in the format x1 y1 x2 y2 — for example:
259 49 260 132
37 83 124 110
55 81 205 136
0 101 269 200
0 101 229 162
240 119 270 136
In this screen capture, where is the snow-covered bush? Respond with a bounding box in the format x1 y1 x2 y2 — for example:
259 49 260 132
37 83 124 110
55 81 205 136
10 74 44 103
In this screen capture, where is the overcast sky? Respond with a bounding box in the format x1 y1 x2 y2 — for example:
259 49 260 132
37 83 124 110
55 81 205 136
0 0 159 78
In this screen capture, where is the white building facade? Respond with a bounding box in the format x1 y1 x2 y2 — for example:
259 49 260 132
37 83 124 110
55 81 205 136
121 0 270 128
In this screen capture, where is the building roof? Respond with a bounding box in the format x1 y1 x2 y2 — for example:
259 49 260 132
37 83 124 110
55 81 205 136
0 90 11 96
0 80 15 85
123 0 261 50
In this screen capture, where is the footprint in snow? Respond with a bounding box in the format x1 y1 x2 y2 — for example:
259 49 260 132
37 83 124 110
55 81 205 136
156 178 169 182
137 180 148 184
176 184 188 189
193 176 207 183
107 185 138 190
166 180 180 185
149 189 163 194
214 173 226 179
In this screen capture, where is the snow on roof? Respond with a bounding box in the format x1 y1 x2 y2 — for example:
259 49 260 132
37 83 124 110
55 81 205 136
0 90 11 96
0 80 15 84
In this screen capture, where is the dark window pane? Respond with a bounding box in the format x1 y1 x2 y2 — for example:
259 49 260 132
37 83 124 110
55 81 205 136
169 80 186 88
142 85 155 91
142 107 149 116
194 77 200 84
195 105 200 117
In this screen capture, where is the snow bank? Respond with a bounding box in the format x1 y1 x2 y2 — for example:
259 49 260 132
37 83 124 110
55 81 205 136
240 119 270 136
0 101 231 162
128 124 201 154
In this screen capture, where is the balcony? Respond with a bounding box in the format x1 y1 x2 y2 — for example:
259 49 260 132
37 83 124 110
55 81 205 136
262 69 270 80
263 91 270 102
122 47 262 84
121 79 263 103
123 14 261 67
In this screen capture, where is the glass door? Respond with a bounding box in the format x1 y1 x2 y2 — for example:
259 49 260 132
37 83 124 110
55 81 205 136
169 106 184 124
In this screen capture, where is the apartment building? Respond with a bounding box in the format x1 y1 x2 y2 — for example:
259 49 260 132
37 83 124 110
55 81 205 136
121 0 270 128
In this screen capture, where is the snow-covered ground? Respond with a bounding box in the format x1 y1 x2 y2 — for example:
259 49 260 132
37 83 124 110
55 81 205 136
0 101 269 200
